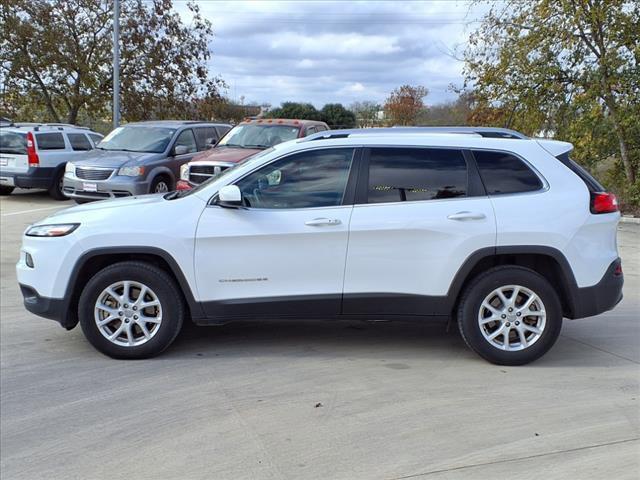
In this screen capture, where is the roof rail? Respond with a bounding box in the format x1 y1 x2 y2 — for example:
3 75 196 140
303 126 528 142
11 122 91 131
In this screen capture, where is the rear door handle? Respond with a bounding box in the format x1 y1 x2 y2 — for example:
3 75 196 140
305 218 342 226
447 211 486 221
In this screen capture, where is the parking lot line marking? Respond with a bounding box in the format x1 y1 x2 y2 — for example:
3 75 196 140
1 205 67 217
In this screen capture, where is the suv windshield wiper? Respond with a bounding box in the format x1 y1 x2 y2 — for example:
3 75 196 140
222 143 246 148
244 144 270 149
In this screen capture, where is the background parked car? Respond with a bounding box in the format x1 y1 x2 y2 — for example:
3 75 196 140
0 123 103 199
178 118 329 189
63 120 231 202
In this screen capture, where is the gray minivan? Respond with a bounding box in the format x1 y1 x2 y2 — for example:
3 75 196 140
63 120 231 202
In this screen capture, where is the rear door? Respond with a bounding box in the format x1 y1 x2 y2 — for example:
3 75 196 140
0 130 28 184
343 146 496 315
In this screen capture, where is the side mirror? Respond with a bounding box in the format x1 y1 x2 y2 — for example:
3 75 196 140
217 185 242 208
173 145 189 156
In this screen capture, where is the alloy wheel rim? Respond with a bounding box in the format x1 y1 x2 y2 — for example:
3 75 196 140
94 280 163 347
154 182 169 193
478 285 546 351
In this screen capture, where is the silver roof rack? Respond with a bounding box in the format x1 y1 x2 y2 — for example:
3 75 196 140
303 126 528 142
11 123 91 132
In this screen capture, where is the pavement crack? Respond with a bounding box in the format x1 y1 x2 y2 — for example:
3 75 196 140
560 334 640 364
387 437 640 479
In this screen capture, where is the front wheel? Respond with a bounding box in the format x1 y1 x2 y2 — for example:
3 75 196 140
150 176 171 194
0 186 14 196
48 169 67 200
79 261 185 359
457 266 562 365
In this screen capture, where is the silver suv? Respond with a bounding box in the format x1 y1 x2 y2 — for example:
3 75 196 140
63 121 231 202
0 123 103 199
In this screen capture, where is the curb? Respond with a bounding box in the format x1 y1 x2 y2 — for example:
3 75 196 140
620 216 640 225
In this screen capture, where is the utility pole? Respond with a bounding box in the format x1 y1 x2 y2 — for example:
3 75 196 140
113 0 120 128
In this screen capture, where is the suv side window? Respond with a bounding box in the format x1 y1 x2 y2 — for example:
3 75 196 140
88 133 103 145
472 150 542 195
194 127 218 151
235 148 355 209
35 132 66 150
367 148 467 203
67 133 93 151
174 129 197 153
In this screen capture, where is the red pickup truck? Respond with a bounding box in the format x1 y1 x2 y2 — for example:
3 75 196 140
177 118 329 190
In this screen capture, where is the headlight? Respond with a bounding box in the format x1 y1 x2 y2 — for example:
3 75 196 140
65 162 75 175
118 166 145 176
25 223 80 237
180 164 189 180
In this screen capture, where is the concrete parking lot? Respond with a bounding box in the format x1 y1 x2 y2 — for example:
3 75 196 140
1 190 639 480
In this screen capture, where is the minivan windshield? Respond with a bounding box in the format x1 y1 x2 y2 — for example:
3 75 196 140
97 126 176 153
0 131 27 155
218 124 300 149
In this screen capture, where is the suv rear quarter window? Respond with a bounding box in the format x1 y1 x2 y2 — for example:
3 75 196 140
67 133 93 151
473 150 543 195
367 147 467 203
36 132 66 150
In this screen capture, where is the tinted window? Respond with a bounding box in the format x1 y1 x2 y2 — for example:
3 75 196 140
367 148 467 203
194 127 218 150
174 129 197 153
0 131 27 154
89 133 103 145
36 133 65 150
67 133 92 151
236 148 354 209
473 150 542 195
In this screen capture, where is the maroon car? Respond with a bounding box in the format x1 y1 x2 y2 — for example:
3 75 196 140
177 118 329 189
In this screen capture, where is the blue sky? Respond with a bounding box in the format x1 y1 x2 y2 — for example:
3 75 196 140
176 0 490 108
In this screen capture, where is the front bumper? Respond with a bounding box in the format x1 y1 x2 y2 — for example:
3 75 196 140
19 284 76 329
569 258 624 319
63 174 150 201
0 167 56 189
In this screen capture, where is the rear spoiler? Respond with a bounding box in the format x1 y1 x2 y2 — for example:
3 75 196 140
536 139 573 157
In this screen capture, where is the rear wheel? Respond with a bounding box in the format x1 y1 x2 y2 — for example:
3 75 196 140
79 261 185 359
457 266 562 365
48 169 67 200
0 186 14 196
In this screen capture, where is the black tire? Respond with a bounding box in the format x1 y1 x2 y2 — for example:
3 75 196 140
0 186 14 196
74 199 93 204
457 266 562 366
79 261 185 359
150 175 172 194
48 169 67 200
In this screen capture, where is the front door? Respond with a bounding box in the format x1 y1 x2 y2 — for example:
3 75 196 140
194 147 358 318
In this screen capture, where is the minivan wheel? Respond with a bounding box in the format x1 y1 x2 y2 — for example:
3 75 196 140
48 170 67 200
0 186 14 196
79 261 184 359
150 176 171 193
457 266 562 366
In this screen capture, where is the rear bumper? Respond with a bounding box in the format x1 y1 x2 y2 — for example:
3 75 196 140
0 167 56 189
19 284 76 330
568 258 624 319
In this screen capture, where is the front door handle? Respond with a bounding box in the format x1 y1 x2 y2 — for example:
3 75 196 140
305 218 342 226
447 211 486 221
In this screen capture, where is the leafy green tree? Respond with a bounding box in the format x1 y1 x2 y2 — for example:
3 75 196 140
0 0 224 124
463 0 639 184
320 103 356 128
266 102 320 120
349 101 381 127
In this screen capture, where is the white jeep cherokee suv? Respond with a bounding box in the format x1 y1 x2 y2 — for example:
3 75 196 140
17 128 623 365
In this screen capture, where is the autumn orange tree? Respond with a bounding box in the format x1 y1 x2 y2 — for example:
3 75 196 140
384 85 428 126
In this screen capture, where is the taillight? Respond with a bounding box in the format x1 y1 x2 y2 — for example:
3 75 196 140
26 132 39 167
176 180 193 191
590 192 618 214
614 262 623 276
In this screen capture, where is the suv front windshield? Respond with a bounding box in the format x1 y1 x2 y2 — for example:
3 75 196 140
218 124 300 149
97 126 176 153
